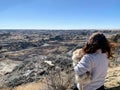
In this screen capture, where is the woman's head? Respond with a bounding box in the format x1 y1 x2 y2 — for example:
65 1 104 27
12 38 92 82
83 32 112 58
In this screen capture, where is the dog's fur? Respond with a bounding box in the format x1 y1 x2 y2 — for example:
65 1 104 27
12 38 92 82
72 48 91 90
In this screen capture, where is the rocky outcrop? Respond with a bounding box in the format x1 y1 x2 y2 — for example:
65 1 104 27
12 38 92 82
0 60 18 76
0 54 72 88
111 33 120 43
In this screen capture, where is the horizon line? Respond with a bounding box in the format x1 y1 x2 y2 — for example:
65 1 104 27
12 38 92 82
0 28 120 31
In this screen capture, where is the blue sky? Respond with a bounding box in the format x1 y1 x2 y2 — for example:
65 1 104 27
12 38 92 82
0 0 120 29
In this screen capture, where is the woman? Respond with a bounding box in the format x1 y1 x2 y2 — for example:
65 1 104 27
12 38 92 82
74 32 112 90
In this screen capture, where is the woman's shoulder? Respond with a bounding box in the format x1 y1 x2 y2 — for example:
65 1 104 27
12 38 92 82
83 53 108 62
82 53 104 60
83 54 93 58
81 54 94 61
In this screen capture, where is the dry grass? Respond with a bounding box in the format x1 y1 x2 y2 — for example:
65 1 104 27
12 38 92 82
12 81 45 90
105 67 120 89
0 80 46 90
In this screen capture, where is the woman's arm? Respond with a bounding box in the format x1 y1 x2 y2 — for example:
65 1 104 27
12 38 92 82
74 54 92 76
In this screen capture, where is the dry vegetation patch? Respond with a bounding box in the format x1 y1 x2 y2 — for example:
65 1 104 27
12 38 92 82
105 67 120 89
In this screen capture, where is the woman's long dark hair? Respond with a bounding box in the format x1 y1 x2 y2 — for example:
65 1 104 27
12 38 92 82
83 32 112 58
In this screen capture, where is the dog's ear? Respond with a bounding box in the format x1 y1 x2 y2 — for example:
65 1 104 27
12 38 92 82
78 49 83 55
72 48 84 61
73 48 82 55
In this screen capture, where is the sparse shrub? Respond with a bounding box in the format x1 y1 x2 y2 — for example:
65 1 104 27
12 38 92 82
43 68 74 90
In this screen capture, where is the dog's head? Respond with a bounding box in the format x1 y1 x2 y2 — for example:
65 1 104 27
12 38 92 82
72 48 84 61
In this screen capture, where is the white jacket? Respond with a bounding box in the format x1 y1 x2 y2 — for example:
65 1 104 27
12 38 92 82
74 51 108 90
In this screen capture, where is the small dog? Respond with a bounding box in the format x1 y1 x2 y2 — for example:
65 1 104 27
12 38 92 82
72 48 91 90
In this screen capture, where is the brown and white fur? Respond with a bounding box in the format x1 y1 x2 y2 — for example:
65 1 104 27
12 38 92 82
72 48 91 90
